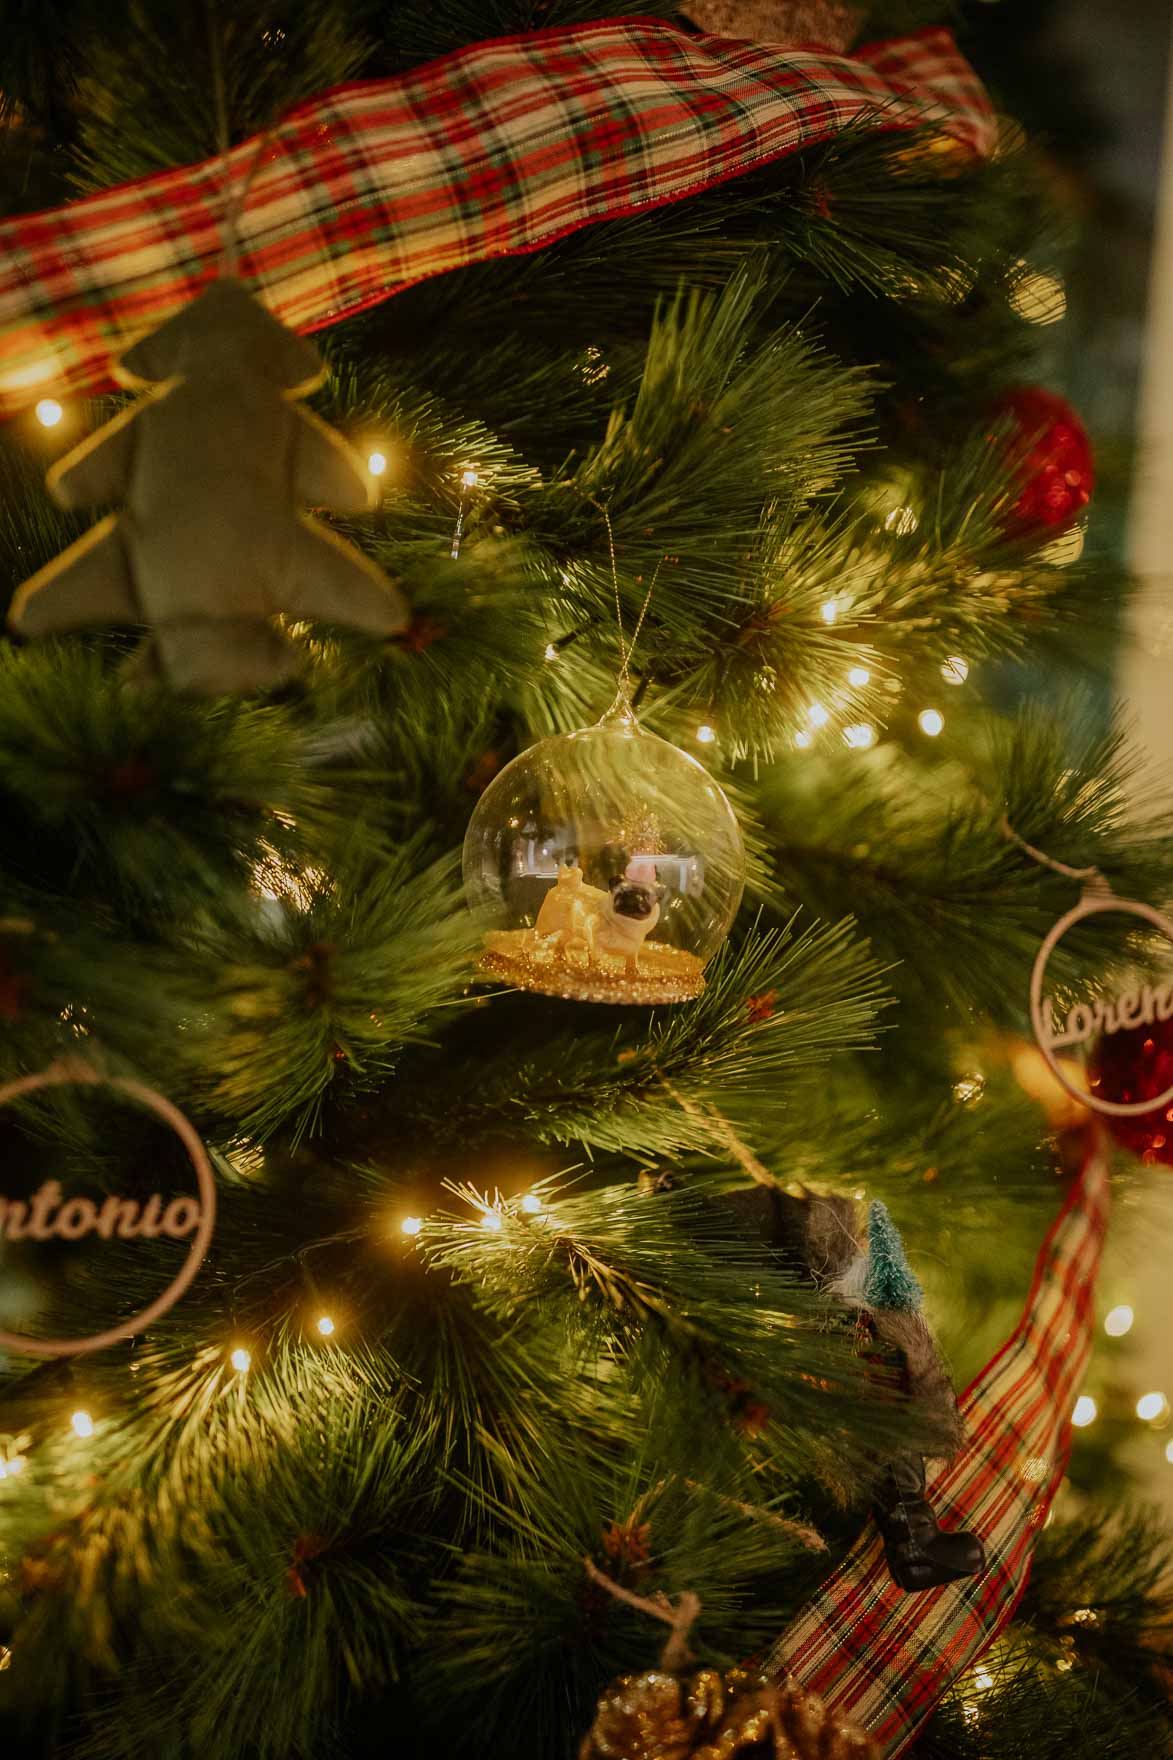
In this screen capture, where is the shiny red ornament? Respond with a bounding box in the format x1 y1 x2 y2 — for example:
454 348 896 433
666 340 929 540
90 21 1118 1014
996 386 1094 535
1088 1019 1173 1166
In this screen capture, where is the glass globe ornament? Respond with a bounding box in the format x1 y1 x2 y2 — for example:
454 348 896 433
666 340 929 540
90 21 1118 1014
462 699 745 1004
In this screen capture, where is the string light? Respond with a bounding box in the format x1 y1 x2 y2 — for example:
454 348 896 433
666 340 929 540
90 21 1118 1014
70 1411 94 1438
315 1316 336 1338
941 656 969 685
973 1668 994 1692
1136 1391 1169 1423
367 451 387 477
481 1210 503 1233
229 1347 251 1374
918 708 944 737
883 506 919 535
794 730 811 750
1071 1394 1097 1428
35 398 64 428
0 1646 10 1672
820 599 839 624
544 643 558 661
400 1216 423 1237
1165 1440 1173 1464
520 1194 542 1214
848 666 870 688
808 703 829 728
0 1454 24 1479
1104 1304 1134 1338
1009 264 1066 326
953 1073 985 1104
696 724 717 744
843 723 875 750
460 468 479 489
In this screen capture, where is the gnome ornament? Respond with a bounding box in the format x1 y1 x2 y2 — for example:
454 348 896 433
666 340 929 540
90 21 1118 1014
10 279 407 693
718 1184 985 1594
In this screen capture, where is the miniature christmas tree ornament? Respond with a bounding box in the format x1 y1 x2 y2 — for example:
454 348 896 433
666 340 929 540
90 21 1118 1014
9 278 408 693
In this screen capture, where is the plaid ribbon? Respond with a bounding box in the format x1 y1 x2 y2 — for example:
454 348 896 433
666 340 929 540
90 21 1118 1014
765 1131 1111 1754
0 20 994 418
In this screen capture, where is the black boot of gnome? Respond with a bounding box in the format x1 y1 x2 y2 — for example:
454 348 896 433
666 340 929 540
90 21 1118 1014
873 1451 986 1592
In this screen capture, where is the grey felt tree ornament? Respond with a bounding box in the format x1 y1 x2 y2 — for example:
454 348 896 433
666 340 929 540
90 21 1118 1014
9 278 408 694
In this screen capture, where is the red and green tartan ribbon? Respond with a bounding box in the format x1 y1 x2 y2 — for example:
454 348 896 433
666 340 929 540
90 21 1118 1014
0 19 994 418
766 1130 1112 1755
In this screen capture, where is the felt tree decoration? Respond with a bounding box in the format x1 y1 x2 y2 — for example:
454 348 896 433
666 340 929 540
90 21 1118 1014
9 279 408 694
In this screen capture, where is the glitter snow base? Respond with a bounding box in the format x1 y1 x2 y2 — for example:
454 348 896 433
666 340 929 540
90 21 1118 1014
478 929 706 1004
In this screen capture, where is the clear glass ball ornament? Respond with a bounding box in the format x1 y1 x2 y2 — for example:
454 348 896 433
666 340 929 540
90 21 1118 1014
462 698 745 1004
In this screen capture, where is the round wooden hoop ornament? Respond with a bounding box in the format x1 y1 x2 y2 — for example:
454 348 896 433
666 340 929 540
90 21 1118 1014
0 1058 215 1358
1029 892 1173 1118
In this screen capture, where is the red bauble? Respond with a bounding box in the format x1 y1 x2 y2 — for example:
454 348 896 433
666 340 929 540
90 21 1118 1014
995 386 1094 536
1088 1020 1173 1166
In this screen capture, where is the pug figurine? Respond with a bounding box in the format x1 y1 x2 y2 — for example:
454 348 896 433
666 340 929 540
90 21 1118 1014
534 863 663 976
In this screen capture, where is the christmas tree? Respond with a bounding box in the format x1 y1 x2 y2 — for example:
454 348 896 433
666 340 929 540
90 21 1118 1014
1 3 1171 1757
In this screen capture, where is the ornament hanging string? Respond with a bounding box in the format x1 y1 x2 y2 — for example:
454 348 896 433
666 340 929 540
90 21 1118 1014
593 500 662 708
998 816 1103 888
206 0 274 278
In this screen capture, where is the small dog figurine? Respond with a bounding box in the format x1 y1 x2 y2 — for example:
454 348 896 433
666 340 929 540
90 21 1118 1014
534 864 662 975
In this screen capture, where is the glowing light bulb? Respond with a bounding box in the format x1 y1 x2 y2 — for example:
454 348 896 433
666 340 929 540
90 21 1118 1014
1009 265 1066 326
400 1216 423 1237
696 724 717 744
520 1194 542 1214
544 643 558 661
230 1347 251 1374
941 656 969 685
808 703 829 728
1104 1304 1134 1338
35 398 63 428
70 1410 94 1438
481 1210 503 1233
794 730 812 750
1136 1391 1168 1422
316 1316 336 1337
848 666 870 688
953 1073 985 1104
973 1668 994 1692
1165 1440 1173 1464
367 451 387 477
5 1455 24 1476
461 468 479 488
820 600 838 624
883 506 919 535
843 723 875 750
918 708 944 737
1071 1394 1097 1428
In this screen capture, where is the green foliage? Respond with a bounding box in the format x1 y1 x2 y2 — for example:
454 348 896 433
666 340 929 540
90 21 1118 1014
0 2 1170 1758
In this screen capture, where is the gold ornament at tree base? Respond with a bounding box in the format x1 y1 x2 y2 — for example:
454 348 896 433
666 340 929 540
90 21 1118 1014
579 1665 879 1760
463 700 745 1007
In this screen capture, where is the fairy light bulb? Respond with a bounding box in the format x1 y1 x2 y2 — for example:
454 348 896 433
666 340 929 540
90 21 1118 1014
316 1315 336 1338
918 708 944 737
808 703 829 728
973 1668 994 1693
367 451 387 477
1165 1440 1173 1464
400 1216 423 1237
544 643 558 661
460 468 479 488
843 723 875 750
230 1347 252 1374
1104 1304 1134 1338
794 729 811 750
1136 1392 1168 1422
1009 264 1066 326
941 656 969 685
520 1194 542 1214
481 1209 503 1233
848 666 870 688
1071 1394 1097 1428
695 724 716 744
35 398 63 428
820 599 838 624
70 1410 94 1438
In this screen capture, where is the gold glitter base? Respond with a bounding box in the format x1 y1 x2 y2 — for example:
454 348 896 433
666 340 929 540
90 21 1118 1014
478 929 705 1004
